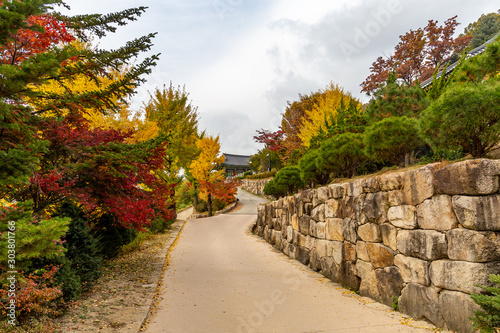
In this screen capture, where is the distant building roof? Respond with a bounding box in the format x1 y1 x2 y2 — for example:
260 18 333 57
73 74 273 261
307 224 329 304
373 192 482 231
420 33 500 89
222 153 251 167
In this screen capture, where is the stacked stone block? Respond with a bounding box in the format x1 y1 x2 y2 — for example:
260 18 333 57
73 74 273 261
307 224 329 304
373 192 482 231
256 159 500 333
241 179 272 197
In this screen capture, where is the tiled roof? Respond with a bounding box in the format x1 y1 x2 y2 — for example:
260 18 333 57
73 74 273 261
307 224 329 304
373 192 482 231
420 33 500 89
222 153 251 167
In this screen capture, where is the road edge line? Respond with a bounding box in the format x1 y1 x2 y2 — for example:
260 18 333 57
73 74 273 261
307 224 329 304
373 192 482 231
138 218 187 332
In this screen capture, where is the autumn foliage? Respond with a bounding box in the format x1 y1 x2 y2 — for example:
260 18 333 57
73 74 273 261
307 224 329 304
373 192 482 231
360 16 473 93
0 267 63 321
32 115 174 230
252 12 497 200
0 8 74 65
0 0 176 324
189 135 237 216
298 83 361 148
253 129 285 152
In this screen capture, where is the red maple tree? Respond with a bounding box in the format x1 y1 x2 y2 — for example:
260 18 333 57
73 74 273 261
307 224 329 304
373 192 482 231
361 16 473 94
253 128 285 152
25 115 174 230
0 6 74 65
199 179 239 205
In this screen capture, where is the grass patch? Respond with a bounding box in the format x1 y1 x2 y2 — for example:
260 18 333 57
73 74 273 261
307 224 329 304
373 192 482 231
119 231 151 255
392 296 399 311
342 282 360 295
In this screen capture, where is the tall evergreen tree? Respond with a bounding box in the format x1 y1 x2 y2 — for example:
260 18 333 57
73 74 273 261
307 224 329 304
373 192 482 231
365 71 429 123
0 1 178 319
0 0 159 199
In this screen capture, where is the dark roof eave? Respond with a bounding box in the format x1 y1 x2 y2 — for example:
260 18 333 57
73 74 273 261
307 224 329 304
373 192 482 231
420 33 500 89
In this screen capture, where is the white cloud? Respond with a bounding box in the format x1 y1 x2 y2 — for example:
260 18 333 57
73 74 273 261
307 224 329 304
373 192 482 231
60 0 500 155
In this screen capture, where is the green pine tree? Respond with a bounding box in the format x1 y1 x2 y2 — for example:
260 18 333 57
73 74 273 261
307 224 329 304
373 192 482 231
471 274 500 333
0 201 70 271
365 71 429 123
0 0 159 200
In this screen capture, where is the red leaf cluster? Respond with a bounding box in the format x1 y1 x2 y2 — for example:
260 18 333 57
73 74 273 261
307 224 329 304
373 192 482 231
253 128 285 152
199 179 239 204
0 8 74 65
361 16 473 93
0 266 63 321
29 115 174 230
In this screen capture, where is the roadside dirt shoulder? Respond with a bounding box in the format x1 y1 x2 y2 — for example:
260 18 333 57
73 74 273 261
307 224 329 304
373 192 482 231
54 219 185 333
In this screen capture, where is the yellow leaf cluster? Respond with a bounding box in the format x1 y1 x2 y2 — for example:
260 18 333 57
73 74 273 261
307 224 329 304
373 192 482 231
133 119 160 143
189 135 225 184
298 82 360 147
29 40 124 118
143 83 200 180
89 104 160 144
27 40 161 144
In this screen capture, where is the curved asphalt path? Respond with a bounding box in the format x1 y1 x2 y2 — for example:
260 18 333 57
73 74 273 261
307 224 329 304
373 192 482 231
145 188 438 333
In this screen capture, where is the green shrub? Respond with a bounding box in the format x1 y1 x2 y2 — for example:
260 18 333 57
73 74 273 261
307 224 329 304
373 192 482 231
243 171 252 177
195 199 208 213
148 217 174 233
38 201 104 300
263 179 280 197
391 296 399 311
318 132 366 179
365 71 429 122
264 166 303 198
93 213 137 258
54 257 82 301
57 202 103 285
420 79 500 157
120 231 149 254
298 148 329 186
246 171 277 179
0 201 70 271
471 274 500 332
364 116 422 166
420 146 465 163
454 35 500 83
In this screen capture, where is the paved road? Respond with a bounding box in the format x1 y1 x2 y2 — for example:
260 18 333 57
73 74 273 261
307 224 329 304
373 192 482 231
145 189 437 333
177 206 194 221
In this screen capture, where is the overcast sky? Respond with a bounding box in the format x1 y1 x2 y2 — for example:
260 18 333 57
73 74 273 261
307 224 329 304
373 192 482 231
60 0 498 155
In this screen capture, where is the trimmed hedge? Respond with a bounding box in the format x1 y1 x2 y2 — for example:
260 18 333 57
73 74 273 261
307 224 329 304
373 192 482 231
246 171 276 179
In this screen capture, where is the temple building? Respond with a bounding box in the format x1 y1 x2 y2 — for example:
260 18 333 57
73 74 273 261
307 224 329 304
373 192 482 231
221 153 251 178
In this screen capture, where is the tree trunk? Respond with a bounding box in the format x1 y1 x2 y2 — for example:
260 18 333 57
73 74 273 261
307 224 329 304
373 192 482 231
193 184 199 209
404 152 411 167
207 193 213 217
169 187 177 220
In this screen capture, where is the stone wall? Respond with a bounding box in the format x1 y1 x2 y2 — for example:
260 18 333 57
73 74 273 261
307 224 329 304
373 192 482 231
256 159 500 333
241 178 272 197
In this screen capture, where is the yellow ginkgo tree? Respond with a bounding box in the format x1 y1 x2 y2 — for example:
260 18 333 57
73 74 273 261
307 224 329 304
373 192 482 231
298 82 361 147
189 135 236 216
143 83 200 183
